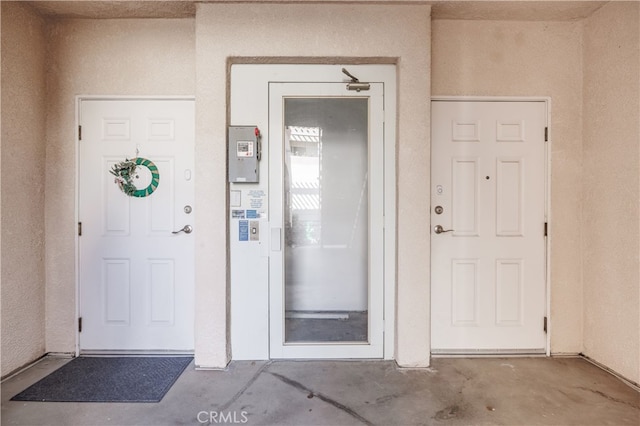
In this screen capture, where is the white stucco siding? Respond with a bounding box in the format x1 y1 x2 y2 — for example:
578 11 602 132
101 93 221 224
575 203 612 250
582 1 640 385
195 3 432 368
432 19 584 355
1 1 48 377
44 18 196 355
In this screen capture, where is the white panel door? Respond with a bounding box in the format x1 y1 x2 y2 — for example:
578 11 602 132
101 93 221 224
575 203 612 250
79 99 195 351
269 83 385 358
431 100 547 353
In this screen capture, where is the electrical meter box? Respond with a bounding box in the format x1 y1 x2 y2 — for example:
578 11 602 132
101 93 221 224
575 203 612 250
228 126 260 183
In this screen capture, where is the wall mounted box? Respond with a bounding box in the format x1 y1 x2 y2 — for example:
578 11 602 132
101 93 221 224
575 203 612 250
228 126 260 183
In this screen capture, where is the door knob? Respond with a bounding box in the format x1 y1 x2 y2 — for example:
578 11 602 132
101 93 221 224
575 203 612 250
434 225 454 234
172 225 193 234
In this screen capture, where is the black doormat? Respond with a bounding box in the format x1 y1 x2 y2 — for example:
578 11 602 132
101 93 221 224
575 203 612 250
11 356 192 403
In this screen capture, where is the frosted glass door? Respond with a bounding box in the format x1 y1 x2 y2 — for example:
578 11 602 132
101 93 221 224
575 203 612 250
284 98 369 343
269 83 384 359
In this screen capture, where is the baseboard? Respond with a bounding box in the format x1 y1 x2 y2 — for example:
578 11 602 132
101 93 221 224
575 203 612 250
431 349 546 357
79 350 193 356
549 352 581 358
578 353 640 392
46 352 75 358
1 354 45 383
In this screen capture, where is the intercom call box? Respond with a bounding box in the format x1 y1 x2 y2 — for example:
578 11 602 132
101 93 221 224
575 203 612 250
228 126 261 183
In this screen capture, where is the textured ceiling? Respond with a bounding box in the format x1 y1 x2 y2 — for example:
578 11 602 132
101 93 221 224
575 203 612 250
24 0 607 21
25 1 196 19
431 1 607 21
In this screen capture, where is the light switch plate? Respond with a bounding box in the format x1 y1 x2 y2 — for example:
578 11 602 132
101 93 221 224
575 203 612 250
250 220 259 241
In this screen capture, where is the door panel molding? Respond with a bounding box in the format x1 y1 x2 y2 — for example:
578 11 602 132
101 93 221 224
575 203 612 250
229 64 397 360
76 97 195 354
430 97 550 354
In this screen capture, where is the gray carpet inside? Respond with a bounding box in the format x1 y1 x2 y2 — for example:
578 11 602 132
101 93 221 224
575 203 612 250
286 311 368 342
11 356 192 403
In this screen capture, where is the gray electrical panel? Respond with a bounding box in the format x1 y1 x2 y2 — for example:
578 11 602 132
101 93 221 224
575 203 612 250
228 126 261 183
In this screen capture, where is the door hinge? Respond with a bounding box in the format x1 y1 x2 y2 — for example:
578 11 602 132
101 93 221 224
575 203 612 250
543 316 548 334
78 222 82 236
78 317 83 333
544 222 548 237
544 127 548 142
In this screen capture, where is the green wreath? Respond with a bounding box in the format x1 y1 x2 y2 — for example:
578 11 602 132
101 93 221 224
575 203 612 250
110 157 160 198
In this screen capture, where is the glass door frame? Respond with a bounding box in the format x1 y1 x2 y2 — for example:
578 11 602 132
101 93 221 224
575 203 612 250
268 82 385 359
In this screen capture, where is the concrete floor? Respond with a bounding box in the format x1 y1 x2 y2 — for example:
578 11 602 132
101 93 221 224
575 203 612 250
2 356 639 425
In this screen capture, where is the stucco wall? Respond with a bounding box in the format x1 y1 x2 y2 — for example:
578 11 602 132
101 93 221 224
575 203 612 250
432 19 584 354
1 2 47 376
45 18 196 353
582 1 640 384
195 3 432 368
2 2 637 379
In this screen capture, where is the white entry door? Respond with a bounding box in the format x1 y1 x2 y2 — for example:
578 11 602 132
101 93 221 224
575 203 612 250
269 82 385 358
79 99 195 352
431 100 547 353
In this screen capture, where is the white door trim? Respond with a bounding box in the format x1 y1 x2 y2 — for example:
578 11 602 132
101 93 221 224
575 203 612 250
74 95 196 356
268 82 385 359
229 64 396 360
430 96 551 356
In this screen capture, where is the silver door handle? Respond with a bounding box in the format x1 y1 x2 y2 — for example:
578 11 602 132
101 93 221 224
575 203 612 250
434 225 454 234
172 225 193 234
